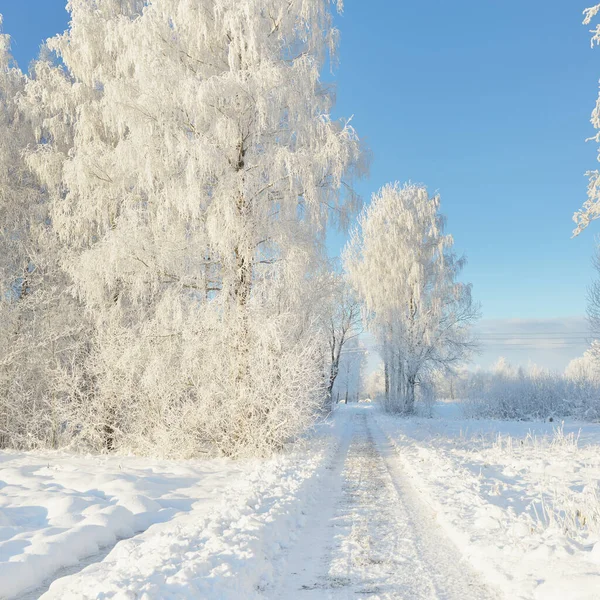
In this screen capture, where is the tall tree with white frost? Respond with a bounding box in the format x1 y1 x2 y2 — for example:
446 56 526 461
24 0 360 456
574 4 600 235
344 183 478 413
0 16 87 449
0 16 34 309
321 272 362 406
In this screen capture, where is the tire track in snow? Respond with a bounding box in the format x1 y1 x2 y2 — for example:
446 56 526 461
267 407 500 599
367 412 501 599
264 409 357 599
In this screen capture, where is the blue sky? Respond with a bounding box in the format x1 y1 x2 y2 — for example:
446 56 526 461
1 0 598 369
328 0 599 318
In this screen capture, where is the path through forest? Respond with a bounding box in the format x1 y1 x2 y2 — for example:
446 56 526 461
266 407 499 599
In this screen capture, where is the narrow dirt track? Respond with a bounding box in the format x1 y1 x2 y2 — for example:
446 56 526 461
266 408 499 599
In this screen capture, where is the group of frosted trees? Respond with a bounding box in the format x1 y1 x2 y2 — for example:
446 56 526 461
344 184 478 413
1 0 480 457
0 0 366 457
446 356 600 421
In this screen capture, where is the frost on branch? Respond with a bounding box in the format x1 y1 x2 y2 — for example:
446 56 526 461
14 0 360 457
344 183 479 414
574 5 600 235
0 15 88 450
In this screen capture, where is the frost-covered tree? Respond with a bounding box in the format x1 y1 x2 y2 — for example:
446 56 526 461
0 16 42 446
331 336 365 404
431 364 470 401
0 16 35 307
574 4 600 234
321 272 362 406
362 363 385 401
0 16 87 449
566 344 600 383
344 183 478 413
24 0 360 456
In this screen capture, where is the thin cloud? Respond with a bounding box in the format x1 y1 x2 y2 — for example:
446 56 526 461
473 316 593 372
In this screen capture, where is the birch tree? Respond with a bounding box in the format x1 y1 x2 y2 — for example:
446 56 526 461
344 183 478 413
24 0 360 456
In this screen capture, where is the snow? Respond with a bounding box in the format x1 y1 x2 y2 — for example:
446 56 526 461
374 401 600 600
0 452 249 598
2 403 600 599
267 405 495 599
0 414 343 600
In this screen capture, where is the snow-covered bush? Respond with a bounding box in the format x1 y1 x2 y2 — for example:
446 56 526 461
459 357 600 421
62 299 324 458
0 290 89 450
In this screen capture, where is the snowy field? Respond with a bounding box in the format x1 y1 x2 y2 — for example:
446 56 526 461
1 404 599 599
376 402 600 600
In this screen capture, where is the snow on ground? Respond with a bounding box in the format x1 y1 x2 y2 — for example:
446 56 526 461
0 414 346 600
267 405 496 599
375 401 600 600
2 403 599 599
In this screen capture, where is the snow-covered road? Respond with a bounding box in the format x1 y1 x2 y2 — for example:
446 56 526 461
268 408 498 599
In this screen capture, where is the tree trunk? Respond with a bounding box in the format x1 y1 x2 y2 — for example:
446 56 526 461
233 249 252 385
384 360 389 402
405 375 416 414
397 352 404 407
231 134 255 387
326 363 338 403
103 405 116 452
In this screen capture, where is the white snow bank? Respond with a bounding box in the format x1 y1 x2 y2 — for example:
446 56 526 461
0 412 348 599
0 451 251 599
374 402 600 600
